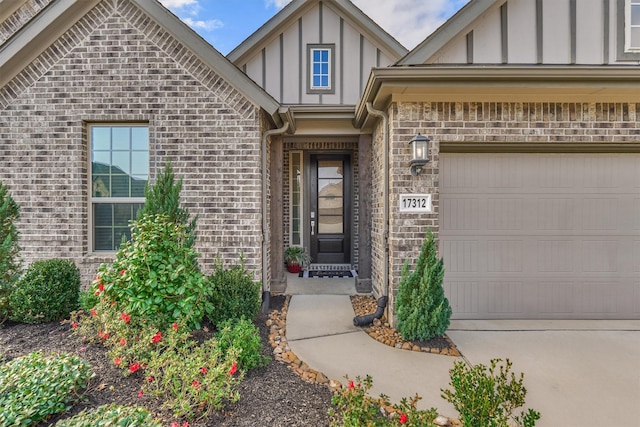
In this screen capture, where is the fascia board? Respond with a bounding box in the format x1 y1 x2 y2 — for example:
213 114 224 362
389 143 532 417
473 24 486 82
133 0 281 119
397 0 503 65
354 66 640 127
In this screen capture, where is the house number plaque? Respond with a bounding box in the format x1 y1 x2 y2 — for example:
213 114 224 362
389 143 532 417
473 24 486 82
399 194 432 213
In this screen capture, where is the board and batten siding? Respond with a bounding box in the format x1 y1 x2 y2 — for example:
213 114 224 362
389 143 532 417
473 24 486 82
237 2 395 105
431 0 636 65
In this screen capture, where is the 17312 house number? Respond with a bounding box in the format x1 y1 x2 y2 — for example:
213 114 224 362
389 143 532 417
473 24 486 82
399 194 433 213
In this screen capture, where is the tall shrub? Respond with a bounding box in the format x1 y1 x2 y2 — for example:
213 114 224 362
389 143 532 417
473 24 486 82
394 231 451 341
0 182 21 323
137 162 197 247
9 259 80 324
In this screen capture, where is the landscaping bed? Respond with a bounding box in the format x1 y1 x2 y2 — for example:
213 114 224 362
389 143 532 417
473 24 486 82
0 295 333 427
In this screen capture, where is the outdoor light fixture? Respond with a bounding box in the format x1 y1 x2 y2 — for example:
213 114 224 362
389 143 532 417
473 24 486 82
408 133 430 176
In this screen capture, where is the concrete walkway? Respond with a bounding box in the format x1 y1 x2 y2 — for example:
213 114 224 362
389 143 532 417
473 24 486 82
286 292 640 426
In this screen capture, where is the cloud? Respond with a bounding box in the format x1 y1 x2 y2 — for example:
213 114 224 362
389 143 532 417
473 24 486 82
160 0 198 8
183 17 224 31
265 0 293 8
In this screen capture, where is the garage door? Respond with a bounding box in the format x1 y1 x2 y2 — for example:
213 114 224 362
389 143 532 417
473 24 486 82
440 153 640 319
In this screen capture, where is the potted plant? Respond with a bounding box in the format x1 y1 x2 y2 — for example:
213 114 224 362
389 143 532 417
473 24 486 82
285 246 311 273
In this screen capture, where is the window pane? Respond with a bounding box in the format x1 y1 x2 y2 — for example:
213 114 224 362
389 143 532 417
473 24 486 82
314 63 321 75
313 50 321 61
112 150 130 175
111 175 130 197
131 127 149 150
93 203 142 251
321 50 328 61
94 228 113 251
112 127 130 150
92 127 111 150
632 27 640 48
131 151 149 176
321 63 328 74
318 160 343 178
131 177 147 197
92 151 110 167
94 204 113 227
321 76 329 87
92 175 110 197
632 5 640 25
313 76 321 87
318 216 343 234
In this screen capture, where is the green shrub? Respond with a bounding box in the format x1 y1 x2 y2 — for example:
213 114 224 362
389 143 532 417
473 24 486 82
0 181 21 324
205 258 261 327
95 213 208 330
0 351 93 426
441 358 541 427
9 259 80 324
329 375 439 427
54 404 162 427
395 231 451 341
78 288 100 311
215 318 269 371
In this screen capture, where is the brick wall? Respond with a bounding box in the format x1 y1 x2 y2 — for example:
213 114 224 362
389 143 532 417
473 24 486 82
0 0 54 45
0 0 264 284
377 100 640 324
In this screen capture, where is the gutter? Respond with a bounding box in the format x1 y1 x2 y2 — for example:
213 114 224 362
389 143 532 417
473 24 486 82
365 102 390 302
261 107 295 313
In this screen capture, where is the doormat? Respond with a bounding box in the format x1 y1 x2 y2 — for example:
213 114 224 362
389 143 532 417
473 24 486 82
299 269 357 278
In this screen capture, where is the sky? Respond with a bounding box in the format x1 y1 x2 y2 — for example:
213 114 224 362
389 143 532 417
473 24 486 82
158 0 471 55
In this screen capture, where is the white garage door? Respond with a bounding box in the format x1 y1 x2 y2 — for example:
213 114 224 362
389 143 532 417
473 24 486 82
440 153 640 319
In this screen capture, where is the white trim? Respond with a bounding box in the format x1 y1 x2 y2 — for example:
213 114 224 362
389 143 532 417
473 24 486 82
289 150 304 247
310 47 331 90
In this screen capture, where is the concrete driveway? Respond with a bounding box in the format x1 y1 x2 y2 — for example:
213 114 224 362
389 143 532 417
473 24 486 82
448 320 640 427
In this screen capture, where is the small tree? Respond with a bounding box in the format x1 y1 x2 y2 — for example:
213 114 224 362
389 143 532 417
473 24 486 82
395 231 451 341
0 182 21 323
137 162 198 247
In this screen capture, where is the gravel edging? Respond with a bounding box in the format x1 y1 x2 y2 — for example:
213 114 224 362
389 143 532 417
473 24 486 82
268 295 462 427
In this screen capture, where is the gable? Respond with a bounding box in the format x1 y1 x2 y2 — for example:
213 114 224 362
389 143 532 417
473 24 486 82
0 0 281 122
400 0 640 66
227 0 408 106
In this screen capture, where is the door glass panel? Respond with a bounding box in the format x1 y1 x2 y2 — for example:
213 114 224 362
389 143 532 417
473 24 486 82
317 160 343 234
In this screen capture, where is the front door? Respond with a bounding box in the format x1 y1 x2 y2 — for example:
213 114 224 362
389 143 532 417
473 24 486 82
309 154 351 264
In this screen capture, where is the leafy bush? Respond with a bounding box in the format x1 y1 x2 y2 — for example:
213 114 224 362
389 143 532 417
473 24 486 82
54 404 162 427
95 213 208 330
215 318 269 371
9 259 80 324
0 351 93 426
78 288 100 311
0 181 21 324
205 258 261 327
394 231 451 341
441 358 541 427
329 375 439 427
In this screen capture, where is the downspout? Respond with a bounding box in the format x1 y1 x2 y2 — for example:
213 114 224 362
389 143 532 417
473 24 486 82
261 120 290 313
353 102 389 326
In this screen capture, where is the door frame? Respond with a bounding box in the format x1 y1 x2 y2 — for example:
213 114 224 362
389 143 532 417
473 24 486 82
305 151 353 265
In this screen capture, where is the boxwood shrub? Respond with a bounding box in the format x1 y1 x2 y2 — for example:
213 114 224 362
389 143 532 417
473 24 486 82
9 259 80 324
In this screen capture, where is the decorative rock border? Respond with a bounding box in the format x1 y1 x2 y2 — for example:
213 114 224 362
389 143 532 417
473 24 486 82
267 295 461 426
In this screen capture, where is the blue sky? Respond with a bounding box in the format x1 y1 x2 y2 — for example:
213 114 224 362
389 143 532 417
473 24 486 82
159 0 471 55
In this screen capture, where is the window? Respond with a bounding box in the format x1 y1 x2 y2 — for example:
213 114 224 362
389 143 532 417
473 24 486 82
290 151 303 246
628 0 640 50
307 44 335 94
90 124 149 251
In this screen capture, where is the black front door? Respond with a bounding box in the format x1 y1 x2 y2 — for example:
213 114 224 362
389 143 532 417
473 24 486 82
309 154 351 264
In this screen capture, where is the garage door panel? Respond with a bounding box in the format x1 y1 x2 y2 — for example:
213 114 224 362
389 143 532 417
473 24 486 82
441 153 640 319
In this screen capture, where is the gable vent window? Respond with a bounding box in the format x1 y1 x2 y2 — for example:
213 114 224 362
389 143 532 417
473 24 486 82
630 0 640 50
307 44 335 94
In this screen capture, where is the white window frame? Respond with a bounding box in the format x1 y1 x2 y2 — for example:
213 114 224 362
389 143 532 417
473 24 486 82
307 44 335 94
88 123 148 253
289 151 304 247
626 0 640 52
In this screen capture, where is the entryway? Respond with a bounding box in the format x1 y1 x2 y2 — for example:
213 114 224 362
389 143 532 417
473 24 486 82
285 272 355 295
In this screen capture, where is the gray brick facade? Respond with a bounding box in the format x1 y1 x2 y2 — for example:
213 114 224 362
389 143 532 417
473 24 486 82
0 0 266 284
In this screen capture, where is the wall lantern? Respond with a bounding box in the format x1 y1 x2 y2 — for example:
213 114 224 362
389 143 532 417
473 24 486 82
408 133 430 176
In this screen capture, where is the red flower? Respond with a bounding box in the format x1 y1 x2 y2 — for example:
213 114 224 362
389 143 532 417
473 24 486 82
191 380 200 389
114 357 122 366
98 331 110 340
137 389 144 398
172 323 179 331
94 290 100 296
120 269 126 275
98 283 104 292
120 312 130 323
151 331 162 343
129 362 140 374
119 338 127 346
200 367 208 374
71 322 78 329
147 376 154 382
348 380 355 389
228 361 238 376
399 413 408 424
171 423 179 427
182 423 189 427
90 308 97 317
